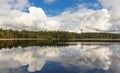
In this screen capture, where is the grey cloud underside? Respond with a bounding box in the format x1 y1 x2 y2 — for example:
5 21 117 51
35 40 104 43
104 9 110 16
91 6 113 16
0 0 120 32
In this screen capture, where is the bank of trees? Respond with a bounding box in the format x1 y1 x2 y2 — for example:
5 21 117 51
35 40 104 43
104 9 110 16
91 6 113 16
77 33 120 39
0 29 120 41
0 29 77 41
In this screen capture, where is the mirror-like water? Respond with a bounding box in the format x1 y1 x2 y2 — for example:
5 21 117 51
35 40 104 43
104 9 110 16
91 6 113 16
0 41 120 73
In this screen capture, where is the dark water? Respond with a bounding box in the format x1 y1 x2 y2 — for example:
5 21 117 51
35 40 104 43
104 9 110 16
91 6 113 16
0 41 120 73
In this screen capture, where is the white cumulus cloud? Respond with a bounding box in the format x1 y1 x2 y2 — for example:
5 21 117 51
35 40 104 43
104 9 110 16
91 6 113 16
99 0 120 32
54 8 111 32
0 1 60 31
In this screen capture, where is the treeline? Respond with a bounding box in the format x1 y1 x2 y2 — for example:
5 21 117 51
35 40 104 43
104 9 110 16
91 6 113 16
0 29 120 41
0 29 78 41
78 33 120 39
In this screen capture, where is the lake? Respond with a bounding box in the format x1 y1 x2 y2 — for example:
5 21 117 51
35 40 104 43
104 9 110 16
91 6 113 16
0 41 120 73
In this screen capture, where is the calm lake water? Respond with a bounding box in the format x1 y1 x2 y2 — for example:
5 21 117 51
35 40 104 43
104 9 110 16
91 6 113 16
0 41 120 73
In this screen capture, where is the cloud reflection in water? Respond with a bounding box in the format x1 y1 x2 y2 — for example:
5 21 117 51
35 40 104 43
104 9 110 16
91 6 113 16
0 43 120 73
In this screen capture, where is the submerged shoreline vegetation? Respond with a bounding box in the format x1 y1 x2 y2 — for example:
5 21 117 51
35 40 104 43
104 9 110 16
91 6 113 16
0 40 118 49
0 29 120 42
0 40 72 49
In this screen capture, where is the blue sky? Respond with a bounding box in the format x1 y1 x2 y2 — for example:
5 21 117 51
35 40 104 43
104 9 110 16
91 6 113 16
29 0 102 16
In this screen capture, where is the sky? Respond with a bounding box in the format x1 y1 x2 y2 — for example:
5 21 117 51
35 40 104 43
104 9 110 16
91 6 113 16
0 0 120 32
29 0 102 16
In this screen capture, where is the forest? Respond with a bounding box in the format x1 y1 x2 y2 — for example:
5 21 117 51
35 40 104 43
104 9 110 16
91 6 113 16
0 29 120 41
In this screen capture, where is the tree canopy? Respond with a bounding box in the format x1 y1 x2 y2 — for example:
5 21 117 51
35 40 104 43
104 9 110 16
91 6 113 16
0 29 120 41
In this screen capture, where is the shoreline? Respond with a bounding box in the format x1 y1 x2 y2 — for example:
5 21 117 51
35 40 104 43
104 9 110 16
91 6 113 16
0 38 120 42
75 39 120 42
0 38 44 41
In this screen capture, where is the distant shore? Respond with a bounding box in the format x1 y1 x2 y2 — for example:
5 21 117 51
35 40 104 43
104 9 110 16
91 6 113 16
75 39 120 42
0 38 44 41
1 29 120 42
0 38 120 42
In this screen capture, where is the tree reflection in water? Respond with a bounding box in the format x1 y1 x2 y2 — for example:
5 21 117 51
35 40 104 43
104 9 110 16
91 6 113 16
0 42 120 73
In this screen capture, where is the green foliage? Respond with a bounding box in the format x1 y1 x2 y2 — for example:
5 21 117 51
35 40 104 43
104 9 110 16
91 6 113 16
0 29 120 41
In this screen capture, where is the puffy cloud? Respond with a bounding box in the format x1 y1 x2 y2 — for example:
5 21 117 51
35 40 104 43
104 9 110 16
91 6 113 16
81 9 111 31
0 6 60 31
14 7 60 31
0 0 29 11
0 0 60 31
99 0 120 32
54 8 111 32
99 0 120 8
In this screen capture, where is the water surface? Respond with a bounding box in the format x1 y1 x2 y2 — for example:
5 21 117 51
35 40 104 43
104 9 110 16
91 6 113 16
0 41 120 73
